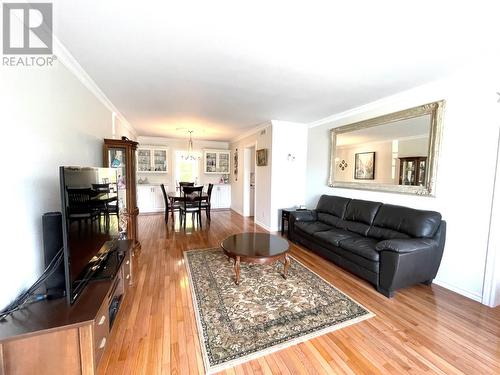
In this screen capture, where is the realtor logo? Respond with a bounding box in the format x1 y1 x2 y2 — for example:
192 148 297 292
3 3 53 55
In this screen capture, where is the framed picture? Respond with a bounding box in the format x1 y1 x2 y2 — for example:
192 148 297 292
256 148 268 166
354 152 375 180
234 148 238 181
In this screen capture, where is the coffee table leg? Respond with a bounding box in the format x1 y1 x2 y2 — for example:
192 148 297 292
234 256 241 285
283 254 291 279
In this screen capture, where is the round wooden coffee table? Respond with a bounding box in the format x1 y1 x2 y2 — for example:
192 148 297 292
220 232 290 285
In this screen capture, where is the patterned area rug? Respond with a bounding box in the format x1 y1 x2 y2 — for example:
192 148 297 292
184 248 374 374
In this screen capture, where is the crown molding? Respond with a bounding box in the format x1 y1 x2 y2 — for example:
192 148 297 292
52 36 138 138
230 121 271 143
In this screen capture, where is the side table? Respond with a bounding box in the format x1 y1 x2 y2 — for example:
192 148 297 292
281 208 309 236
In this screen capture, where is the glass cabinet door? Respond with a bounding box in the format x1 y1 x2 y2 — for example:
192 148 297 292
402 160 415 185
137 149 151 171
107 147 128 211
153 149 167 172
218 152 229 173
206 152 217 173
417 160 426 186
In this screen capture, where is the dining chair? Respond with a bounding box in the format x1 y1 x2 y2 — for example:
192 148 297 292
201 183 214 222
179 181 195 188
179 186 203 230
91 183 110 193
92 183 115 229
160 184 179 224
66 188 100 231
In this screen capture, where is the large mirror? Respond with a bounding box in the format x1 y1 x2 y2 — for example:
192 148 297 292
329 101 445 196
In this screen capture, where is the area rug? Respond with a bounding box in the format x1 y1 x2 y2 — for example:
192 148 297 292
184 248 374 374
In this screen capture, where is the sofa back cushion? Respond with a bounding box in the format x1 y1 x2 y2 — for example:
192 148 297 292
370 204 442 238
317 212 344 228
344 199 382 225
316 195 350 218
340 199 382 236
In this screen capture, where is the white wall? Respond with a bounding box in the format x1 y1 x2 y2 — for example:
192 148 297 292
306 68 499 302
230 124 273 228
230 122 308 231
270 121 308 231
136 136 230 189
0 59 135 310
336 141 394 184
484 127 500 307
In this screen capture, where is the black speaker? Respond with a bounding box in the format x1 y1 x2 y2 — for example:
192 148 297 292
42 212 66 298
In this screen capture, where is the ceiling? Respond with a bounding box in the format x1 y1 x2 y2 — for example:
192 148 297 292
53 1 499 141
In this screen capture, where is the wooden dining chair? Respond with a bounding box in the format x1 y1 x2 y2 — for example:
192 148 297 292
201 183 214 222
179 186 203 230
66 188 100 231
92 183 115 229
160 184 180 224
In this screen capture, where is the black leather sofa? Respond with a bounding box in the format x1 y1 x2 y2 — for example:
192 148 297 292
289 195 446 297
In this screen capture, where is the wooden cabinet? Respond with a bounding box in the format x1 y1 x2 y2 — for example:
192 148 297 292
137 185 167 213
211 184 231 209
204 150 230 174
103 139 140 250
0 241 134 375
398 157 427 186
137 146 168 173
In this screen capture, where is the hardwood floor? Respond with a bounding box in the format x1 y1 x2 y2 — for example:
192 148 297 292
98 211 500 375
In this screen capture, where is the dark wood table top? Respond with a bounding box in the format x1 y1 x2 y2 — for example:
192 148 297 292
221 233 289 258
90 192 118 203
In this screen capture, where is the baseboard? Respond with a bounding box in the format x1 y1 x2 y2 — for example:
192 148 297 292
253 220 279 233
254 219 271 232
231 207 244 216
432 279 482 302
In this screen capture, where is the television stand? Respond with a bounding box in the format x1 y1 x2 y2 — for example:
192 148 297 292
0 240 136 375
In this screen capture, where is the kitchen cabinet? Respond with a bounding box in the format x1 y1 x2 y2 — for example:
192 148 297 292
137 147 168 173
137 185 167 213
204 150 230 174
210 184 231 209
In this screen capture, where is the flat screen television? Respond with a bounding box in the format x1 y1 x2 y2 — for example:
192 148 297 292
60 166 122 304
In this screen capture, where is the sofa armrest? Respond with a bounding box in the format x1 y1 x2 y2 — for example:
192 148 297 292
375 238 438 253
288 210 316 241
289 210 317 222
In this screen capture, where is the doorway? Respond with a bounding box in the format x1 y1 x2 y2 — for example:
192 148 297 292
243 145 256 217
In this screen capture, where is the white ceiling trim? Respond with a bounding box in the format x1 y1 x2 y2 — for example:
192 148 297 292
230 121 271 144
53 37 137 138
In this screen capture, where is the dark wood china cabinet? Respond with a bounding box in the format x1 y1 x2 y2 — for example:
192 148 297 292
103 138 141 251
398 157 427 186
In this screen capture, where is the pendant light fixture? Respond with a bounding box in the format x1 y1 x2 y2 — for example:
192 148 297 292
182 130 197 160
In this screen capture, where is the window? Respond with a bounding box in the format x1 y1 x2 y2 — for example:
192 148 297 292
175 150 201 184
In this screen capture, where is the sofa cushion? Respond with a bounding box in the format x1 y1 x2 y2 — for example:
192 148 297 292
344 199 382 225
295 221 332 235
339 237 379 261
314 228 360 247
371 204 442 238
367 226 410 240
316 195 350 218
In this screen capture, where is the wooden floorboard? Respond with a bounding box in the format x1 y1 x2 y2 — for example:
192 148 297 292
98 211 500 374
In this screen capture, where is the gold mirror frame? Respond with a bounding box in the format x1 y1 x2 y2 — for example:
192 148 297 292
328 100 445 196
